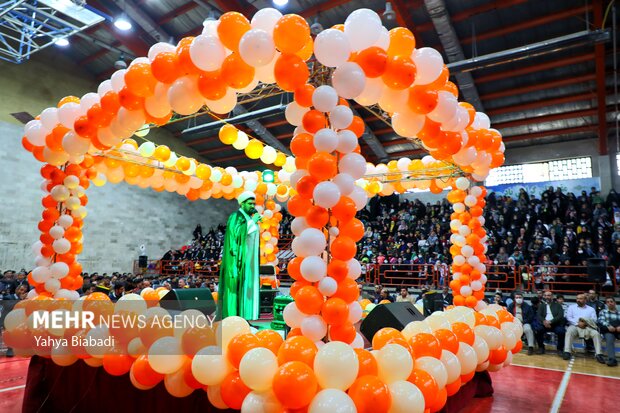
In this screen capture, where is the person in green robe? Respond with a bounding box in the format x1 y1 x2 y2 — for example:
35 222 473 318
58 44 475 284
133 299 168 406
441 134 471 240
218 191 261 321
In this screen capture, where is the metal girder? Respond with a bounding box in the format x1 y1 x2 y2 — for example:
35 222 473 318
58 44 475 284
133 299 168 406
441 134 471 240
391 0 425 46
424 0 484 111
231 105 291 155
461 5 592 45
502 125 598 143
486 92 596 116
474 53 595 84
493 108 598 130
110 0 171 43
299 0 352 18
157 2 199 25
480 73 596 101
349 106 389 162
594 0 608 155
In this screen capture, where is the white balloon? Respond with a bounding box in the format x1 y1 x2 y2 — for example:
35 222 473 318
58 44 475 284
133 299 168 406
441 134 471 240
339 153 366 180
336 130 358 154
110 69 126 92
145 82 172 118
354 76 383 106
300 256 327 283
190 35 226 71
378 86 408 113
256 51 278 84
57 102 81 129
388 381 425 413
308 389 356 413
377 344 413 383
347 259 362 279
283 302 307 329
52 238 71 254
440 349 462 383
148 42 176 61
313 181 341 208
312 85 339 113
250 8 282 34
239 347 278 391
415 356 448 389
318 276 338 296
285 101 309 126
297 228 327 256
313 128 338 152
349 185 368 210
239 29 276 67
344 9 382 51
313 341 358 390
331 62 366 99
333 173 355 195
412 48 444 85
40 108 59 130
330 105 353 129
314 29 351 67
168 76 204 115
392 111 425 138
301 315 327 342
205 88 238 114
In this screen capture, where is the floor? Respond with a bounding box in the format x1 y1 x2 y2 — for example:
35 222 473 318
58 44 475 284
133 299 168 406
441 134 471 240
1 350 619 412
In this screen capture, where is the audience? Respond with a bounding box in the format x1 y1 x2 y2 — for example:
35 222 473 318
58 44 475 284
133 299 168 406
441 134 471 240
598 297 620 367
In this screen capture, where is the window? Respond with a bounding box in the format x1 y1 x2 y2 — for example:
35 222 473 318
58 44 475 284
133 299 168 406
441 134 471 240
485 157 591 186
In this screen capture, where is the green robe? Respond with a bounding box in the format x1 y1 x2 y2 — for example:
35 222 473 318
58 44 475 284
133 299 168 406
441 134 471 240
218 209 260 320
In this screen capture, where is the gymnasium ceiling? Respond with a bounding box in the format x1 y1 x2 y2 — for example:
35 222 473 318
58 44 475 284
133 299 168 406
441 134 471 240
46 0 620 170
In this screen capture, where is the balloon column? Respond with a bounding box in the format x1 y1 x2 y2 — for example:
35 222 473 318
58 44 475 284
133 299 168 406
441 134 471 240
11 6 512 413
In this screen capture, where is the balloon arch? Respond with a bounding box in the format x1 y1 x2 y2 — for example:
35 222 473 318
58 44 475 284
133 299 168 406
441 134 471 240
6 7 519 413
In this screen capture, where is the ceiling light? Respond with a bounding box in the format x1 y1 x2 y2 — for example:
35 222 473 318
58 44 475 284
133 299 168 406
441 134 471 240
273 0 288 7
383 2 396 21
114 14 132 31
114 53 127 69
310 17 324 35
54 38 69 47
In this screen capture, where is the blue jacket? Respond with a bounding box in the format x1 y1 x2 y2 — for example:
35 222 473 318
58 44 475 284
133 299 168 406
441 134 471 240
507 301 535 325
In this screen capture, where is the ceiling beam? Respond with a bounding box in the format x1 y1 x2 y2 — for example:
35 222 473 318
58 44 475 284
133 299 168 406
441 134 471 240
480 73 596 100
211 0 256 17
157 2 199 25
110 0 172 43
391 0 425 46
594 0 608 155
461 5 592 45
232 105 291 154
383 138 413 147
475 53 594 84
493 108 598 130
503 125 598 143
299 0 353 18
486 91 596 116
388 148 425 158
350 107 389 162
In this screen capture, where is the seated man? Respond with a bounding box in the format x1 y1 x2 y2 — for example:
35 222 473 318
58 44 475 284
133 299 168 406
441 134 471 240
534 291 566 354
563 293 605 363
508 292 536 355
396 288 414 303
598 297 620 367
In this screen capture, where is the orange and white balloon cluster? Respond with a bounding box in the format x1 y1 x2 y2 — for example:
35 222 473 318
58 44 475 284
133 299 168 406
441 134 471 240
2 297 519 412
256 198 283 267
282 82 371 349
447 178 489 310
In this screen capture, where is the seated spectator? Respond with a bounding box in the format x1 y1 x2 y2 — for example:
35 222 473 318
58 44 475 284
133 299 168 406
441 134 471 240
535 291 566 354
508 292 536 355
440 286 453 307
396 288 414 303
379 288 394 303
109 282 124 302
587 289 605 316
563 293 605 363
598 297 620 367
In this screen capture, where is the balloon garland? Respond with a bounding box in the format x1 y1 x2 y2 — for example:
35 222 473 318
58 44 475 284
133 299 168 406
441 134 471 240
9 7 514 413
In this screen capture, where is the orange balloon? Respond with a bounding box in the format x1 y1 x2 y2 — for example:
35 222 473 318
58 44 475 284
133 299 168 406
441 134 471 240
327 259 349 282
372 327 404 350
125 63 157 97
348 375 391 413
273 14 310 54
221 53 255 89
445 378 462 396
434 329 460 354
347 116 365 137
275 53 309 91
408 333 442 359
302 110 327 133
408 85 438 114
388 27 416 57
382 55 416 90
288 194 313 217
427 387 448 413
290 280 310 297
425 65 449 90
339 218 365 241
132 355 164 387
296 37 314 61
330 236 357 261
294 84 315 107
256 329 284 355
287 257 303 280
308 152 337 180
103 349 133 376
220 371 251 410
355 46 388 78
294 286 324 315
465 296 478 308
442 81 459 98
217 12 251 52
452 323 476 346
305 205 329 228
277 336 318 366
511 340 523 354
355 348 378 376
198 69 228 100
176 37 201 75
322 297 349 326
151 52 181 84
272 361 318 409
58 95 80 107
333 278 359 303
227 333 261 368
331 196 356 223
295 175 318 198
408 369 439 408
118 87 144 111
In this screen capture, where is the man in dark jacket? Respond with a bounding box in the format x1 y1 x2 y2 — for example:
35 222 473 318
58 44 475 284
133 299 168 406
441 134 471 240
508 292 536 355
534 291 566 354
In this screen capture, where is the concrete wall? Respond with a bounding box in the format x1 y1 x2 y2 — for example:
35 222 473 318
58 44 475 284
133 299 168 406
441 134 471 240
0 51 236 273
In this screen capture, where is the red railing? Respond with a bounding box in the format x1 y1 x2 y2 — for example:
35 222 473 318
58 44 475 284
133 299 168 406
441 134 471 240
520 264 617 293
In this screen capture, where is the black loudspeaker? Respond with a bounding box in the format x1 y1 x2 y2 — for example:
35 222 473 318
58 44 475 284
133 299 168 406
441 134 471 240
138 255 148 268
360 302 425 343
422 292 445 316
587 258 607 283
259 265 276 275
160 288 216 316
